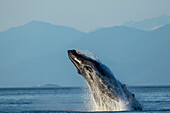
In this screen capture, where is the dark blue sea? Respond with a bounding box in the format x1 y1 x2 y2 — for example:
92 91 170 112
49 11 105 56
0 86 170 113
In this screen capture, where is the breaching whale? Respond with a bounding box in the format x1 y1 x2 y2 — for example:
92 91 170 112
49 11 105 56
68 49 142 111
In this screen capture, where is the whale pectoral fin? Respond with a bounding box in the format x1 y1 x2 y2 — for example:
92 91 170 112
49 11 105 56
99 83 119 102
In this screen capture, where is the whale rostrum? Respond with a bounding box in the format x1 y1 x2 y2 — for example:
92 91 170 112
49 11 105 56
68 49 142 111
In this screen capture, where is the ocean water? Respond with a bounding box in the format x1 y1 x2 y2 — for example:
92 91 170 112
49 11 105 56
0 86 170 113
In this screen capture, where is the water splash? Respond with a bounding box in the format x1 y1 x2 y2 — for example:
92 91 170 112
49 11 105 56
78 50 99 61
85 83 129 111
83 87 97 111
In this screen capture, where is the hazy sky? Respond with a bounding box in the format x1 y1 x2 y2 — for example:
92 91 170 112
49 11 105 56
0 0 170 32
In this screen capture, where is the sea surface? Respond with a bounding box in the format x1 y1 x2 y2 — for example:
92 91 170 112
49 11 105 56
0 86 169 113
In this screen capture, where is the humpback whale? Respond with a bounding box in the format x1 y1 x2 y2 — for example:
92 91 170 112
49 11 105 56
68 49 142 111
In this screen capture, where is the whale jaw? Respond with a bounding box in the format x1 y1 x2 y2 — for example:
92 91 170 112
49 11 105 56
68 50 81 74
68 49 98 75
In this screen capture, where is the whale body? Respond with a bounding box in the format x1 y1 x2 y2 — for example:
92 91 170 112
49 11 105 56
68 49 142 111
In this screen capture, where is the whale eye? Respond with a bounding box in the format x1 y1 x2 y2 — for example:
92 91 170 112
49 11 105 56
84 66 93 72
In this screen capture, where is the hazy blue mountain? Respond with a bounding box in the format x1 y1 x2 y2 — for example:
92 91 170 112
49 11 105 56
0 20 85 67
123 15 170 31
0 21 170 87
72 25 170 86
0 20 86 87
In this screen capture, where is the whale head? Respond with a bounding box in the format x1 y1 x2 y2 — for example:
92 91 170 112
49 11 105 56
68 49 99 75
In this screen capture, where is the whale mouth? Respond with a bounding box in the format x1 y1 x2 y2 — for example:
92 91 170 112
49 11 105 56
68 49 84 74
68 49 83 64
68 49 97 74
68 50 84 60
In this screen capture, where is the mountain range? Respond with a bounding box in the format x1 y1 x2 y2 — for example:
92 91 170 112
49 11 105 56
0 15 170 87
123 15 170 31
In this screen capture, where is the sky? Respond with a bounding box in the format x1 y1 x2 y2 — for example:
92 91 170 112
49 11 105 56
0 0 170 32
0 0 170 87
